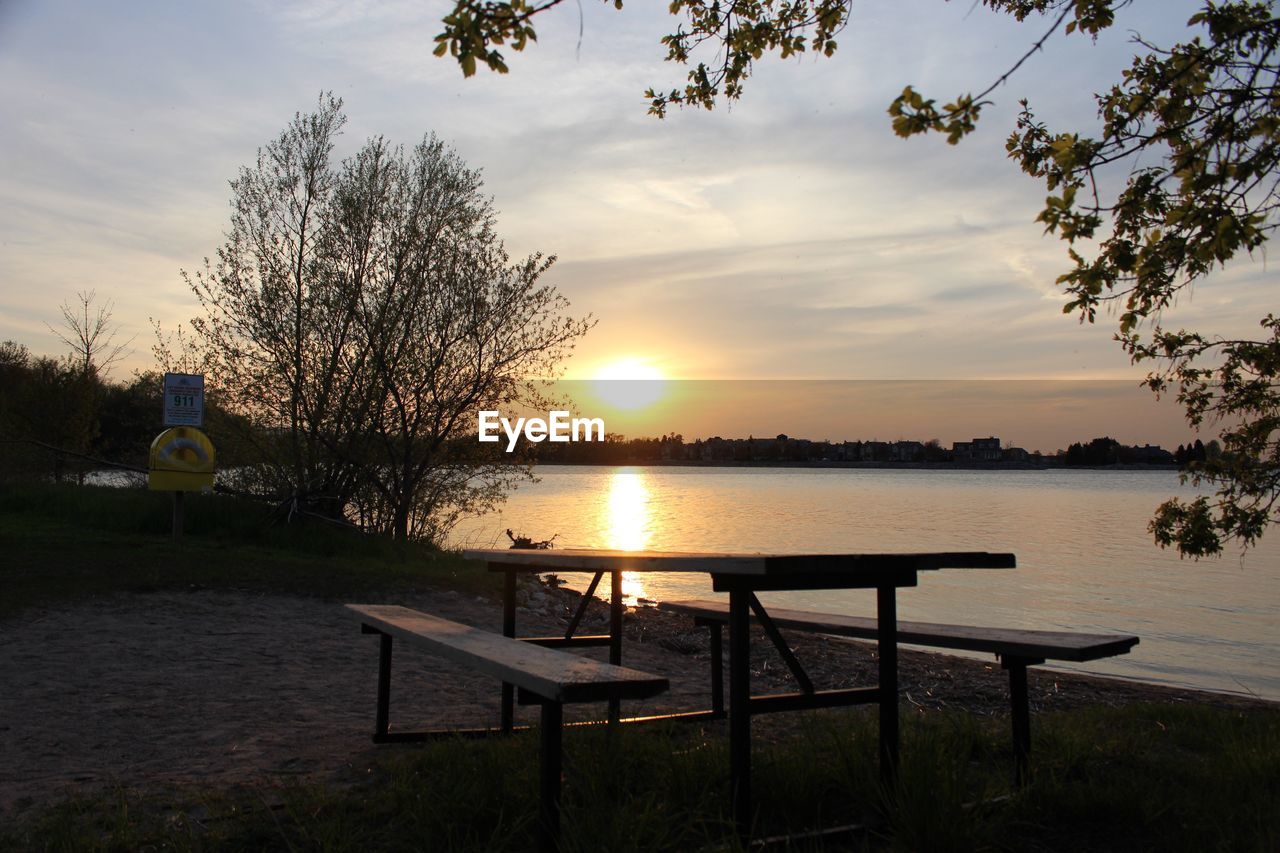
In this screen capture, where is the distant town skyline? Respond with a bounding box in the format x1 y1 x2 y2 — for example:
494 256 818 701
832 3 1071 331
549 380 1193 455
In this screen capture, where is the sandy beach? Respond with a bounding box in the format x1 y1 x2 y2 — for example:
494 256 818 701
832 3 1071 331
2 579 1271 817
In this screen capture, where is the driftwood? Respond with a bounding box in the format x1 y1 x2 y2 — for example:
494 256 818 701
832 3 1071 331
505 528 557 550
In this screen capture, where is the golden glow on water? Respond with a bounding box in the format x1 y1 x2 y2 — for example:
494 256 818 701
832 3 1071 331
604 468 652 603
605 468 651 551
621 571 649 603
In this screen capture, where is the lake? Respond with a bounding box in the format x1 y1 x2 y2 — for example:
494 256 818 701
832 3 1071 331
450 465 1280 700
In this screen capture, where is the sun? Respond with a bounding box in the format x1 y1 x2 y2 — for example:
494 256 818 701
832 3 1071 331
595 357 665 382
592 357 668 410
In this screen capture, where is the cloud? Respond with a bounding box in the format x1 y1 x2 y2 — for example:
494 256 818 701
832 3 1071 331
0 0 1266 389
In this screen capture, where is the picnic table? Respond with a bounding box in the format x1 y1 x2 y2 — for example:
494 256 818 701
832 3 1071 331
463 548 1016 828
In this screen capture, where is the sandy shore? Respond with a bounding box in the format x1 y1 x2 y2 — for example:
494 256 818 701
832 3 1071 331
2 580 1272 816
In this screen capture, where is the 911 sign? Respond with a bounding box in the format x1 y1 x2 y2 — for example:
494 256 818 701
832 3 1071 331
163 373 205 427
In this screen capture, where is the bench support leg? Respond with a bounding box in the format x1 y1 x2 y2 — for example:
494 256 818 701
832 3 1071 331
376 632 393 740
1003 656 1040 787
728 588 752 831
876 584 899 785
539 701 564 853
708 622 725 717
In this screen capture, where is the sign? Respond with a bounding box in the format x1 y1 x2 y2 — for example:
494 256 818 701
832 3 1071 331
163 372 205 427
148 427 216 492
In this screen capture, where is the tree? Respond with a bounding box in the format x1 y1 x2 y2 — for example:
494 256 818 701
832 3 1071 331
434 0 1280 557
179 95 592 541
0 343 95 483
41 290 134 482
48 290 134 381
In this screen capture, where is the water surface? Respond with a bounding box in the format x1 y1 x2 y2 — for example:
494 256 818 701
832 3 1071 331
452 466 1279 699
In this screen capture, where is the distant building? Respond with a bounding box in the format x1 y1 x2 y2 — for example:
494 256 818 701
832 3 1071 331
892 440 925 462
954 437 1003 462
972 437 1002 460
861 441 891 462
1130 444 1175 465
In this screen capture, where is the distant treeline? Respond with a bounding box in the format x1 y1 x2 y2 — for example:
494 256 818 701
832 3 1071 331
531 432 1179 467
0 341 260 484
1062 436 1212 467
1 341 165 482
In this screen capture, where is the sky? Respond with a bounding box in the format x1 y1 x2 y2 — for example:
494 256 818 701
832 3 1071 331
1 0 1272 448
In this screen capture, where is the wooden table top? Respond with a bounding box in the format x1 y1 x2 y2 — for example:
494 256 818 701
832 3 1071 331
462 548 1016 576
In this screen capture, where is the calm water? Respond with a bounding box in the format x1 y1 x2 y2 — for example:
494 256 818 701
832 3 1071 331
451 466 1280 700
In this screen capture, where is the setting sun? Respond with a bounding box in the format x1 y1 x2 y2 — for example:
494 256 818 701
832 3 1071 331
594 357 665 382
591 357 669 410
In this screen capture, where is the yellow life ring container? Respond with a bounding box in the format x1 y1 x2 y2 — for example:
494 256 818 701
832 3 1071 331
148 427 216 491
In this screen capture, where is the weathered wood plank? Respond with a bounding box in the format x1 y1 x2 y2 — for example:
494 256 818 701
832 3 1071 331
463 548 1016 576
346 604 668 703
659 599 1138 662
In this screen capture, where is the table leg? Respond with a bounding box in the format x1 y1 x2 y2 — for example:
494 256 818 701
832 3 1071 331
609 568 623 725
709 622 725 717
501 569 517 734
538 700 563 853
1004 657 1036 787
375 632 393 740
728 587 752 831
877 584 899 784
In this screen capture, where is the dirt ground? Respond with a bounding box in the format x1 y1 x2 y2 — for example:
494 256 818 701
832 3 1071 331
1 579 1271 817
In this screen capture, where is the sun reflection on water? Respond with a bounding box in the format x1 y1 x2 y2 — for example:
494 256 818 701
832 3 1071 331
604 468 652 604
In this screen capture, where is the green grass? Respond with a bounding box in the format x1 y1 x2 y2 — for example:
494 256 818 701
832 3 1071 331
0 481 499 618
2 705 1276 852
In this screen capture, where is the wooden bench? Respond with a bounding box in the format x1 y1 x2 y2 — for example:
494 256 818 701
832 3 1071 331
346 604 669 851
658 599 1138 784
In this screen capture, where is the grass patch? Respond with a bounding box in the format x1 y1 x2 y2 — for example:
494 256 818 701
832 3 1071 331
0 481 498 618
3 704 1276 852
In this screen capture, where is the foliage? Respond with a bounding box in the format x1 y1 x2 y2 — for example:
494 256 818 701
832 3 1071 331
989 1 1280 556
173 95 592 542
433 0 1280 556
1 292 139 483
434 0 849 117
0 341 103 483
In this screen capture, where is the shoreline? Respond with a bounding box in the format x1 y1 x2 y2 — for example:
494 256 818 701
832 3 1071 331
527 460 1181 471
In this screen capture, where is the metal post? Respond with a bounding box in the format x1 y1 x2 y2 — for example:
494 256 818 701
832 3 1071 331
728 587 752 831
563 571 604 640
172 490 184 541
502 569 517 733
876 584 899 784
538 701 564 853
749 593 814 693
709 623 725 717
1006 659 1032 786
375 633 393 740
609 569 623 725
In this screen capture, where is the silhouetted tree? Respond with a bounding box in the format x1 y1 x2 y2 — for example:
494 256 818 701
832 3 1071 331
179 95 591 542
